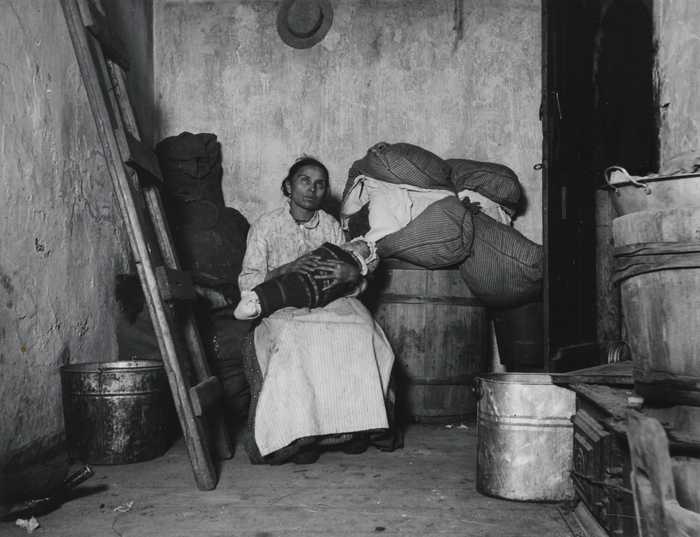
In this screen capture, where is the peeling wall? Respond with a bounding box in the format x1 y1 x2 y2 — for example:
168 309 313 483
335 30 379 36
655 0 700 163
0 1 130 457
154 0 543 242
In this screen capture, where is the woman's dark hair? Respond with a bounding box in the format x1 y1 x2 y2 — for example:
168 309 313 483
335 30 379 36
281 156 330 197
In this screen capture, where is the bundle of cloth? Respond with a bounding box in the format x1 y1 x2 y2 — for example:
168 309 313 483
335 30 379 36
340 142 543 309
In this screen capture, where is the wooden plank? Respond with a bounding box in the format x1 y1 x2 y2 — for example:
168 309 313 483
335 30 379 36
569 384 638 419
156 266 197 302
124 131 164 185
78 0 131 71
59 0 222 490
627 411 676 536
626 411 700 537
552 361 633 385
190 377 223 417
572 502 609 537
595 190 621 362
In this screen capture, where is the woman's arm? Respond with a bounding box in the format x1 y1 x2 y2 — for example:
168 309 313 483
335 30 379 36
315 216 365 292
238 223 270 292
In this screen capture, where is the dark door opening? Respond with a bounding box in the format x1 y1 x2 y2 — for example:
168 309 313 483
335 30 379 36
542 0 657 373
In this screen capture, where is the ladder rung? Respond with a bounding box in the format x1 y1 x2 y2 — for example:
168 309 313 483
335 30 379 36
125 131 164 185
82 0 131 71
190 377 223 417
156 267 197 302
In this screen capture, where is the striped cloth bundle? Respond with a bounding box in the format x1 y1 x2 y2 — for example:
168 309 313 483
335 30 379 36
446 158 522 213
458 212 543 309
341 142 543 309
376 196 474 268
344 142 455 198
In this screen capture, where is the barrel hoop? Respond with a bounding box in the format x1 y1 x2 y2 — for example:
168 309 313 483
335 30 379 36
614 241 700 258
399 374 475 386
478 414 573 428
614 253 700 282
613 241 700 282
61 391 166 396
378 293 485 307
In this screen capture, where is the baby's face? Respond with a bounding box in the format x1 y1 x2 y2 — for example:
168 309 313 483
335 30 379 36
353 240 370 259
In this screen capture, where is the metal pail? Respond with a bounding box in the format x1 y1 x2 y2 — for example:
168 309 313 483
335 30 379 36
475 373 576 501
60 360 173 465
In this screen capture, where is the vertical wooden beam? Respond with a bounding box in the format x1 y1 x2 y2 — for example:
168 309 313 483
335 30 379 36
595 190 621 363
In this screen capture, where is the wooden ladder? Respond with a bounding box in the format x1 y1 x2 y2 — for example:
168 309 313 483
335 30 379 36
60 0 232 490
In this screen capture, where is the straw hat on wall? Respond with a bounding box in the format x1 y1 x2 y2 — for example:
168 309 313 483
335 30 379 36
277 0 334 49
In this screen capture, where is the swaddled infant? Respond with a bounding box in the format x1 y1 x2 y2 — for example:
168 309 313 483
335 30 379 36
234 238 377 320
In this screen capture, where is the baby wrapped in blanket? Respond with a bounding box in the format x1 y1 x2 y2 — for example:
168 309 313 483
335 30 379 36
234 238 378 320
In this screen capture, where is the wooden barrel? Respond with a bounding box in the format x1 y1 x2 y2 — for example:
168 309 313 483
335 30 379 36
613 207 700 405
362 259 486 423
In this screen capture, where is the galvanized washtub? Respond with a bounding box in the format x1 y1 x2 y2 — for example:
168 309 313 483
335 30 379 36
475 373 576 502
60 360 173 465
601 166 700 217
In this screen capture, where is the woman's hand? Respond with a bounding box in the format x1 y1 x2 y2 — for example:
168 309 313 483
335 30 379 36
266 252 322 281
313 260 360 291
287 253 323 275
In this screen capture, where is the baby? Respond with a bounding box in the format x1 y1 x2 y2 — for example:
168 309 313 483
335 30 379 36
234 238 378 320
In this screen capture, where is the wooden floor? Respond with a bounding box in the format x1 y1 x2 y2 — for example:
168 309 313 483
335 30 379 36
1 423 574 536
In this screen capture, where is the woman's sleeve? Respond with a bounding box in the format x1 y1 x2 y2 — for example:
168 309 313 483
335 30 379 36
327 217 347 246
238 222 269 292
326 216 369 296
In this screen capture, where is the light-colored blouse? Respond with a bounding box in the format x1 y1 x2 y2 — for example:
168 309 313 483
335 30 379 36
238 203 346 292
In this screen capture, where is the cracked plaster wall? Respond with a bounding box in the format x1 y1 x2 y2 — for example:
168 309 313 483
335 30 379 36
0 1 130 457
154 0 543 243
655 0 700 163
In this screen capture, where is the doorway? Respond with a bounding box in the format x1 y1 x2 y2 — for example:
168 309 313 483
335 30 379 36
542 0 657 372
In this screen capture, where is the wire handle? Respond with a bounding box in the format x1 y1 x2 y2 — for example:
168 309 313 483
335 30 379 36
604 166 652 196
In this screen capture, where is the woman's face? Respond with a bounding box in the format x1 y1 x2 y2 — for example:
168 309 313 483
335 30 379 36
285 165 329 212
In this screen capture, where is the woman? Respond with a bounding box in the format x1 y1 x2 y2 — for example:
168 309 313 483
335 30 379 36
238 156 400 465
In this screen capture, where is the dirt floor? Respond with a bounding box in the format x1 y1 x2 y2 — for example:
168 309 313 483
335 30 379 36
0 422 575 536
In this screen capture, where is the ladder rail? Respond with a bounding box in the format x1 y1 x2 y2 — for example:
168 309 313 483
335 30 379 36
60 0 231 490
106 57 232 462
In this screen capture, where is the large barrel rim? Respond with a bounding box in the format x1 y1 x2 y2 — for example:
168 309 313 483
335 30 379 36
60 360 165 374
477 373 556 385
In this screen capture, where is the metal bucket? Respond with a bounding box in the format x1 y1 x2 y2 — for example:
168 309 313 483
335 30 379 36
60 360 173 465
475 373 576 501
601 166 700 217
